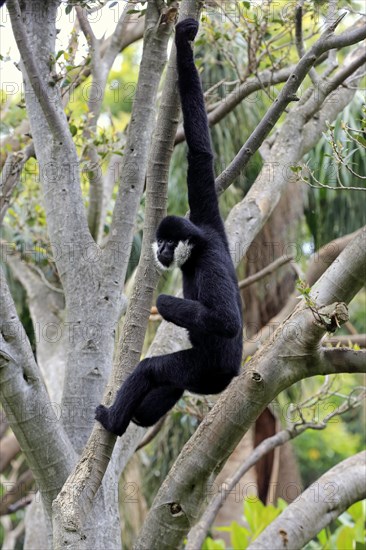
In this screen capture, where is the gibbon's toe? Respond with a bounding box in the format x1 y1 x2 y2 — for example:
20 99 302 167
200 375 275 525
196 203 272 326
95 404 109 425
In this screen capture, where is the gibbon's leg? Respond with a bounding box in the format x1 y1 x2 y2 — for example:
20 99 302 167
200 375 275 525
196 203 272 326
132 387 184 427
157 294 241 338
175 19 223 231
96 349 206 437
95 358 151 436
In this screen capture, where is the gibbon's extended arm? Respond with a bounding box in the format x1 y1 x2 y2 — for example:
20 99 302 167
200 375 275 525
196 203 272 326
175 19 222 229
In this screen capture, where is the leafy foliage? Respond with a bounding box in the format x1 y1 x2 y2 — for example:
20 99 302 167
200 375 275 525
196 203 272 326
304 500 366 550
203 498 287 549
203 498 366 550
304 93 366 248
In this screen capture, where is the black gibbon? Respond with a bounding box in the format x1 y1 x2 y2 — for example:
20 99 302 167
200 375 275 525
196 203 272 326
95 18 243 436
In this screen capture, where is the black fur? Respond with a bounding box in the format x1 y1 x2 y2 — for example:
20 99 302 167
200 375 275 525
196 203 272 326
95 19 243 436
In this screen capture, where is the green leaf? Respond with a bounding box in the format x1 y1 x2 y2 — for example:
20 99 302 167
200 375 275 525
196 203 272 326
55 50 64 61
354 517 366 543
316 528 328 545
202 536 226 549
348 500 365 522
335 525 355 549
290 165 301 173
243 498 282 541
230 521 249 549
276 498 288 512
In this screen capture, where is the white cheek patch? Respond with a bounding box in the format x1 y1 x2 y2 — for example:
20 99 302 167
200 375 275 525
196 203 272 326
152 241 171 272
152 240 192 272
173 240 193 268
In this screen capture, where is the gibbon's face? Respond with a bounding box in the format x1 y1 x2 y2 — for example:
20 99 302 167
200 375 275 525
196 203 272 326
152 238 193 271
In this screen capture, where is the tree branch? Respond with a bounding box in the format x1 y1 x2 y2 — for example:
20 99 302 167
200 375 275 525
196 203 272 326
3 248 68 403
298 46 366 129
101 0 176 294
310 226 366 308
319 347 366 375
242 231 364 359
0 15 144 171
75 5 98 53
8 0 96 297
0 432 20 473
173 52 330 146
295 3 319 85
0 267 75 517
215 15 366 193
238 254 295 289
224 55 365 272
103 5 141 68
325 334 366 347
57 1 178 451
76 3 135 241
175 65 298 145
306 230 361 285
0 470 34 516
249 452 366 549
0 143 34 224
6 0 72 143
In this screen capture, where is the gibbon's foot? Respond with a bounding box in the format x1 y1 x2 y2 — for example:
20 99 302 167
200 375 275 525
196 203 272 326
95 404 109 427
176 18 199 43
95 404 121 436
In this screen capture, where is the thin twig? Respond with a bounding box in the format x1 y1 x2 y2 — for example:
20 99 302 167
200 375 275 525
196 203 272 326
27 264 64 294
215 13 366 193
295 2 319 85
238 255 295 289
135 417 166 451
75 6 99 52
300 163 366 191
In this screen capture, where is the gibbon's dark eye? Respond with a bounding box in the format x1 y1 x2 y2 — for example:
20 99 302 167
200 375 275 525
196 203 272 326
168 240 175 246
157 239 163 245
